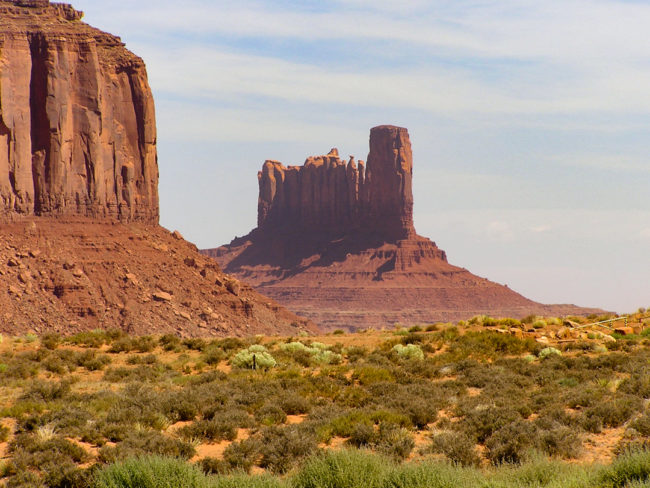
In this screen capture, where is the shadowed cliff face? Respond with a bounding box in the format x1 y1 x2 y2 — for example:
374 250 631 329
257 125 415 241
0 0 159 223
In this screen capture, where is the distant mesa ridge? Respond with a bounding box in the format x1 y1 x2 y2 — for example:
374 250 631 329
204 125 604 330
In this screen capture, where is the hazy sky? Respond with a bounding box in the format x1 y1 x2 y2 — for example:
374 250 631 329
75 0 649 313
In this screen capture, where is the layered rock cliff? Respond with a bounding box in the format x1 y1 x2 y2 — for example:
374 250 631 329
0 0 158 222
0 1 315 337
258 125 414 239
205 126 603 330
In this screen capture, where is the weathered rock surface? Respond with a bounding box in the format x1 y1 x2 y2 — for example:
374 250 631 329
257 126 413 239
205 126 605 330
0 217 314 337
0 0 158 223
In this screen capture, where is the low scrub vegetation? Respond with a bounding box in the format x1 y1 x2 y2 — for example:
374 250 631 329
0 311 648 487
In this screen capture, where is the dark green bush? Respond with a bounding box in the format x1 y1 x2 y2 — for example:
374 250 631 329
257 426 318 474
429 431 481 467
98 430 196 463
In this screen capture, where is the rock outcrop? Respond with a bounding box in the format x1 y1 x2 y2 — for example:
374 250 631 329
205 126 605 330
0 0 158 223
0 1 315 337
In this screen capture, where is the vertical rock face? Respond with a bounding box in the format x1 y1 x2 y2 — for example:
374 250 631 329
364 125 414 238
0 0 159 223
257 125 414 239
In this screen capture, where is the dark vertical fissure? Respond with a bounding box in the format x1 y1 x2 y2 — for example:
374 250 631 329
29 33 50 214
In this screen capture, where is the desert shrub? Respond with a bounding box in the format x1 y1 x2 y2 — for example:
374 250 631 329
583 396 643 428
280 394 311 415
214 337 246 354
103 365 166 383
279 342 342 365
67 329 111 348
75 349 112 371
429 431 481 467
600 448 650 488
348 422 377 447
109 335 156 354
159 334 182 351
312 349 343 365
198 456 228 475
256 404 287 426
392 344 424 361
485 420 538 464
343 346 368 362
631 413 650 436
40 332 62 350
292 449 390 488
94 455 209 488
232 347 276 370
0 424 10 442
20 379 72 403
98 430 195 463
619 373 650 399
536 422 582 459
449 331 535 359
6 434 90 485
201 345 224 365
399 332 426 345
178 419 237 443
461 405 520 443
223 438 261 473
538 347 562 359
374 423 414 460
354 366 395 385
532 319 547 329
258 426 318 473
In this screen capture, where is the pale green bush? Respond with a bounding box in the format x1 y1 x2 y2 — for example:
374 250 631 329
392 344 424 361
539 347 562 359
231 348 276 370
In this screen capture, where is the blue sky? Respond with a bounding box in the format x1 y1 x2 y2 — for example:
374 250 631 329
75 0 649 313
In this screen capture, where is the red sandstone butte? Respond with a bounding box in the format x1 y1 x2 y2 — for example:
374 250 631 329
204 125 605 331
0 1 314 337
0 0 157 222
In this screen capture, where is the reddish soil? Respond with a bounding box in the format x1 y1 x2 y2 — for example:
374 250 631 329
0 216 315 337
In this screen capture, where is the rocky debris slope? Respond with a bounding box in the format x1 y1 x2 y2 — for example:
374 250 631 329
0 0 158 222
0 217 314 337
205 126 605 331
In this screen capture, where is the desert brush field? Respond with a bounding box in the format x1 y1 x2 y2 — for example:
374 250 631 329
1 312 650 487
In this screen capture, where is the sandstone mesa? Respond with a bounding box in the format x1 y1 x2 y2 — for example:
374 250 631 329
206 126 605 330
